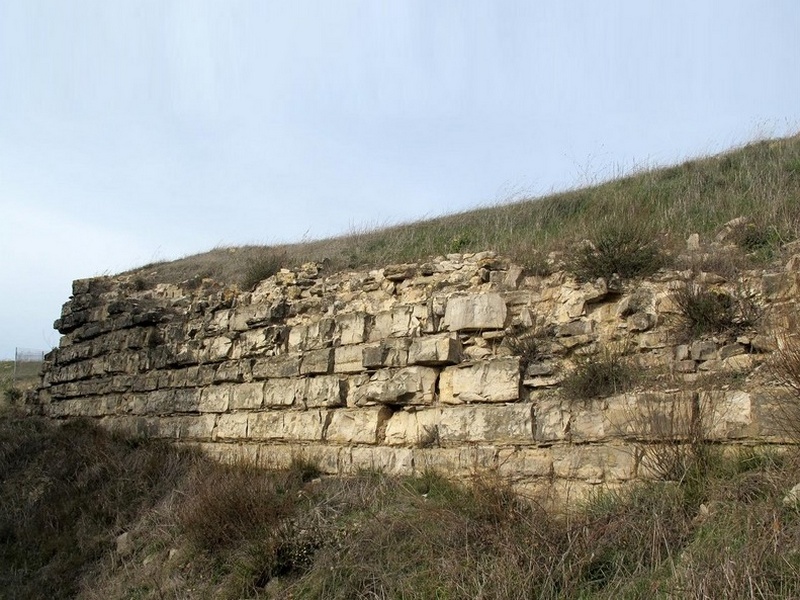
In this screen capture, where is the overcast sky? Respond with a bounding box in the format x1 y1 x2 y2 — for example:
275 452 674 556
1 1 798 359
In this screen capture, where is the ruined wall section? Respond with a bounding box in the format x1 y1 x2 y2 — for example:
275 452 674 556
36 252 800 498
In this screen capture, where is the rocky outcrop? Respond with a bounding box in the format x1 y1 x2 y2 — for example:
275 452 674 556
35 251 800 500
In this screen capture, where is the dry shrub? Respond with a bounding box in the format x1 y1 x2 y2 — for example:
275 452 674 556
562 346 637 400
768 335 800 441
569 224 666 282
674 281 759 339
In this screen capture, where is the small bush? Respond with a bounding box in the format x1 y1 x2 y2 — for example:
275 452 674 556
240 252 285 290
674 282 757 338
503 325 551 370
570 225 666 282
562 346 636 400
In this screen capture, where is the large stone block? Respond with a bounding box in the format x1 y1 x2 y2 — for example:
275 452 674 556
303 375 346 408
252 354 302 379
215 413 248 439
552 445 636 483
369 306 421 340
288 318 335 352
413 446 498 477
437 404 533 444
229 382 265 410
496 448 553 479
248 410 326 441
145 415 216 440
384 408 441 446
335 312 370 345
351 366 438 406
199 385 231 412
333 344 368 374
407 334 463 366
300 348 334 375
439 358 520 403
325 407 392 444
347 446 414 476
361 339 410 369
263 379 303 407
443 293 507 331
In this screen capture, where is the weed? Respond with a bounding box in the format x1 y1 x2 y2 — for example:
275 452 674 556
562 346 637 400
674 282 757 338
503 325 548 370
569 224 666 282
240 251 285 290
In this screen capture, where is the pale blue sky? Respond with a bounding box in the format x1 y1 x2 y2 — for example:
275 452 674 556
1 1 798 358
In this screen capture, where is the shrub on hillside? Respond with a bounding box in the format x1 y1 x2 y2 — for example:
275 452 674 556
570 225 666 282
674 282 758 338
561 346 636 400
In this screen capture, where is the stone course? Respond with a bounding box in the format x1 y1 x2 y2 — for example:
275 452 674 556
34 250 800 500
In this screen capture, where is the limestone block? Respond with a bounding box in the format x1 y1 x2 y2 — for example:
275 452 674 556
288 318 334 352
627 312 655 332
215 413 249 439
203 336 232 362
552 445 636 483
352 366 438 406
335 312 370 345
534 398 570 442
147 415 215 440
300 348 334 375
325 407 392 444
230 382 265 410
303 375 346 408
257 443 342 475
347 446 414 476
362 339 410 369
407 334 463 366
369 306 421 340
497 448 553 479
334 344 367 374
263 378 303 407
443 293 507 331
413 446 497 477
439 358 520 404
248 410 326 441
706 390 753 439
229 304 273 331
384 408 441 446
231 328 269 358
251 354 301 379
213 360 248 383
199 385 231 413
638 331 670 349
437 404 533 444
147 389 201 414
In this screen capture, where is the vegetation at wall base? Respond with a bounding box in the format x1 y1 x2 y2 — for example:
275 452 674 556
3 413 800 599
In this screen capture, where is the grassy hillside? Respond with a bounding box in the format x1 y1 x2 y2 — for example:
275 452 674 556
126 134 800 288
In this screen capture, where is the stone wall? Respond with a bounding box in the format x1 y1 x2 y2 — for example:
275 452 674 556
35 251 800 500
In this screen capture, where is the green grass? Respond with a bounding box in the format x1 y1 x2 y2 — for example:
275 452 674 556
123 134 800 287
4 415 800 599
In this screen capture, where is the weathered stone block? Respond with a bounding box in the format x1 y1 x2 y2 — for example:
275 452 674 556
347 446 414 476
303 375 346 408
443 293 507 331
252 354 302 379
288 319 335 352
230 382 265 410
534 398 570 442
552 445 636 483
439 357 520 404
248 410 326 441
300 348 333 375
334 344 367 374
384 408 441 446
407 334 462 366
215 413 248 439
437 404 533 444
369 307 421 340
199 385 231 412
263 379 303 407
352 366 438 406
362 339 410 369
497 448 553 479
413 446 497 477
335 312 370 345
325 407 391 444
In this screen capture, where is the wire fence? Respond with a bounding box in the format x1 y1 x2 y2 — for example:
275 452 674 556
14 348 45 382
